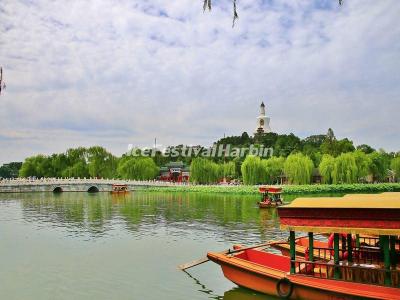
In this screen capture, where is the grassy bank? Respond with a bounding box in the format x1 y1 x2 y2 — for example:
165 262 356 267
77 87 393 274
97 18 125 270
141 183 400 195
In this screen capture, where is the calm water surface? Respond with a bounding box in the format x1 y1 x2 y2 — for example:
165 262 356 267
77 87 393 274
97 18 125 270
0 191 333 300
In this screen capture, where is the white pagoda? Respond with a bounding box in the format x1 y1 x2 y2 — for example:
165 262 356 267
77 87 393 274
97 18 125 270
254 101 271 134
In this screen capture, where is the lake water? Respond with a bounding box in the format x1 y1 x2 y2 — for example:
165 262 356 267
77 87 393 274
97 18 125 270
0 191 331 300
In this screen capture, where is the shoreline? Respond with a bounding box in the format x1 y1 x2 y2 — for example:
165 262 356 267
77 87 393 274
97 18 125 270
139 183 400 195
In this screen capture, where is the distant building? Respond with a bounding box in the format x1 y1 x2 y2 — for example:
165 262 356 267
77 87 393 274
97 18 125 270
159 161 190 183
254 101 271 134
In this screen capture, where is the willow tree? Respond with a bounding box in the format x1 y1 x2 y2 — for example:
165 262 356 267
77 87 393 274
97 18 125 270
19 156 40 177
117 157 159 180
222 161 236 179
283 153 314 185
332 152 358 184
318 154 335 184
190 158 220 184
62 161 90 178
368 151 390 182
391 157 400 182
241 155 266 185
202 0 343 27
262 156 285 184
87 146 117 179
353 150 371 181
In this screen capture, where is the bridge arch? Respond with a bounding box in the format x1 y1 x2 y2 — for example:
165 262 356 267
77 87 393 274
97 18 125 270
53 186 63 193
87 186 100 193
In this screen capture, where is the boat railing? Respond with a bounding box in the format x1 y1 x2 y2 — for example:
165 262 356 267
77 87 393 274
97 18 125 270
312 246 382 265
359 236 380 246
294 259 400 288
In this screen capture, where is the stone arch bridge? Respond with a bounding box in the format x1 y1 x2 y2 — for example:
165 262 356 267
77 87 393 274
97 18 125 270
0 178 177 193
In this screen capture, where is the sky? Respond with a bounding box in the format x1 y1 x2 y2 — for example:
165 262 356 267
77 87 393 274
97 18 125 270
0 0 399 164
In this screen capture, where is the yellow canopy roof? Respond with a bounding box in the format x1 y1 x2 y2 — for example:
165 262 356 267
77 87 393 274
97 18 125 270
279 192 400 235
284 192 400 209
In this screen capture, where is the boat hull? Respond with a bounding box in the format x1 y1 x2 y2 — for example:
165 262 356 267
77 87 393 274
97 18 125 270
258 202 282 208
207 250 400 300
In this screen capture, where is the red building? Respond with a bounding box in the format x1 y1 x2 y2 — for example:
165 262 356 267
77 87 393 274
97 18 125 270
159 161 190 183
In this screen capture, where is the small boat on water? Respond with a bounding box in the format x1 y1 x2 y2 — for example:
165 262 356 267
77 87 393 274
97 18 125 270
258 186 283 208
208 192 400 299
111 184 129 194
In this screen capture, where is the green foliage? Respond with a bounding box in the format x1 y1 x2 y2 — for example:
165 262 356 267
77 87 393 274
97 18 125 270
320 128 355 157
222 161 236 178
332 152 358 184
87 146 117 178
321 138 355 157
259 132 279 148
19 155 47 178
357 144 375 154
301 135 325 165
318 154 335 184
62 161 89 178
391 157 400 181
190 157 221 184
274 134 301 157
0 162 22 178
353 150 371 180
262 156 285 184
62 147 90 178
368 151 390 182
216 132 253 147
19 147 119 179
241 155 266 185
283 153 314 184
145 183 400 195
117 156 159 180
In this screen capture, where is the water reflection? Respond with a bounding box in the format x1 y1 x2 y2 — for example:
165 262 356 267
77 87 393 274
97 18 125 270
0 191 340 300
10 192 286 244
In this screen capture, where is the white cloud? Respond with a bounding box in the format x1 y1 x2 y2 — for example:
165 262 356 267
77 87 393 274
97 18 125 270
0 0 399 163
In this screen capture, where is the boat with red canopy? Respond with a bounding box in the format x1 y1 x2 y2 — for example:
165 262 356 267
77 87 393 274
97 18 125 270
258 186 283 208
207 192 400 299
111 184 129 194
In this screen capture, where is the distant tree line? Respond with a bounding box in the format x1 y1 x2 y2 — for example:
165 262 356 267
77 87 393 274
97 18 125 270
0 162 22 179
13 146 158 181
3 128 400 185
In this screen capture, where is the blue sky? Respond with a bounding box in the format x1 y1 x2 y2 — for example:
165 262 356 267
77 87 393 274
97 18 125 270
0 0 399 163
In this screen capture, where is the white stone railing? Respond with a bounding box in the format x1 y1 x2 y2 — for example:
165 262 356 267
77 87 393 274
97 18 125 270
0 177 189 187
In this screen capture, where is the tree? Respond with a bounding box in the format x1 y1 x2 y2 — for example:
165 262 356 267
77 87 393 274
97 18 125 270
367 151 389 182
321 129 354 157
62 161 90 178
259 132 278 148
117 157 159 180
352 150 371 181
357 144 375 154
274 133 301 157
283 153 314 185
262 156 285 184
222 161 236 179
19 155 49 178
190 157 220 184
391 157 400 182
302 134 326 148
319 154 335 184
63 147 89 178
0 162 22 178
241 155 266 185
87 146 117 178
202 0 343 27
48 154 68 177
332 152 358 184
301 135 326 166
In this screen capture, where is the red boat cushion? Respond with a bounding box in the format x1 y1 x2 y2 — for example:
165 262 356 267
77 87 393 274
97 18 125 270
236 249 290 272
